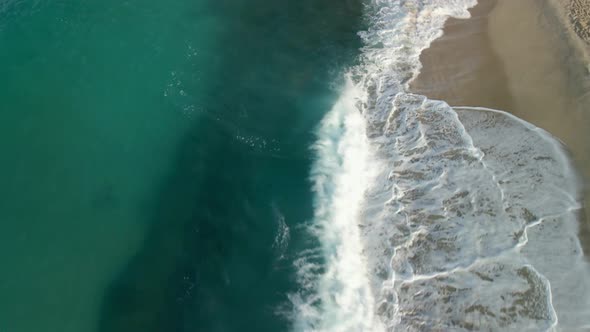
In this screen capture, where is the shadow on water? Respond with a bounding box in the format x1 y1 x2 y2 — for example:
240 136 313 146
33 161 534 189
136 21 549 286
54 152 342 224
98 1 364 331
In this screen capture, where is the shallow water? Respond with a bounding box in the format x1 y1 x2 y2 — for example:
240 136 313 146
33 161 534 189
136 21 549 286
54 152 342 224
298 0 590 329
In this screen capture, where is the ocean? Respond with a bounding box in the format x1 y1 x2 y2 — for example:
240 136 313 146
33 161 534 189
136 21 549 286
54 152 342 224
0 0 363 331
1 0 590 331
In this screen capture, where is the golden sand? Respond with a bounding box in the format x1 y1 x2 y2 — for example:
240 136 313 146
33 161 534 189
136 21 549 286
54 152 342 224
557 0 590 43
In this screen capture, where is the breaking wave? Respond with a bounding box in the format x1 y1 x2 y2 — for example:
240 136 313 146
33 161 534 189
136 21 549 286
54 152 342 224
292 0 590 331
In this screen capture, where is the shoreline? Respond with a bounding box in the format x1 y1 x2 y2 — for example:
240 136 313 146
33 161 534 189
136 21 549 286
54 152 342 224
411 0 590 250
406 0 590 326
410 0 509 111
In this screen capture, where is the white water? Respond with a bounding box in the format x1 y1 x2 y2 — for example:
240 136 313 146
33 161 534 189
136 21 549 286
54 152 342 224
293 0 590 331
291 78 385 332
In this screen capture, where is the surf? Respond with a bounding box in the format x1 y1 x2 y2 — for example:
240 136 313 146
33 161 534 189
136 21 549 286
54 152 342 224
295 0 590 330
290 77 384 332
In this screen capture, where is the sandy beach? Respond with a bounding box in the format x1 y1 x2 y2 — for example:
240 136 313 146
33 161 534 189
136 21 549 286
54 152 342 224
569 0 590 43
551 0 590 64
411 0 590 252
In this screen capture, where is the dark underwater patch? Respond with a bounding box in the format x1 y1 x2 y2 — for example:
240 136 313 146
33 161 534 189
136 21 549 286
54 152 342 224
98 1 364 331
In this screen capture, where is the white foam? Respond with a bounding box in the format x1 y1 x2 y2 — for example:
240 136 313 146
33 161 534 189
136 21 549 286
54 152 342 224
456 107 590 330
294 0 590 330
363 99 590 329
291 77 385 332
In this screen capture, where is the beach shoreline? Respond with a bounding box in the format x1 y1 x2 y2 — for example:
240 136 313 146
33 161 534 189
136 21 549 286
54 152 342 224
406 1 590 326
411 0 590 254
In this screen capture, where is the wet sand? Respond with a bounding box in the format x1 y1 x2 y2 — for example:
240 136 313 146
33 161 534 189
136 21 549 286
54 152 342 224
411 0 590 252
411 0 512 110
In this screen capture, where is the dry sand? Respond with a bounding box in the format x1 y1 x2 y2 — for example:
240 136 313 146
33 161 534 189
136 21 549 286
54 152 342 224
551 0 590 53
569 0 590 42
411 0 590 251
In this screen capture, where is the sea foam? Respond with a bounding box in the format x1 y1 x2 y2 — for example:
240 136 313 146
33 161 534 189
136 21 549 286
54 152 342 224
291 78 385 332
294 0 590 331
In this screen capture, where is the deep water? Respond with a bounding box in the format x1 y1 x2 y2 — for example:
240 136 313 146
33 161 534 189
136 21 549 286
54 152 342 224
99 2 364 331
0 0 363 331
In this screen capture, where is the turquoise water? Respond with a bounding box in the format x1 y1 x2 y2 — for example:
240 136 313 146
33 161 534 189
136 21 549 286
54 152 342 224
0 0 363 331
